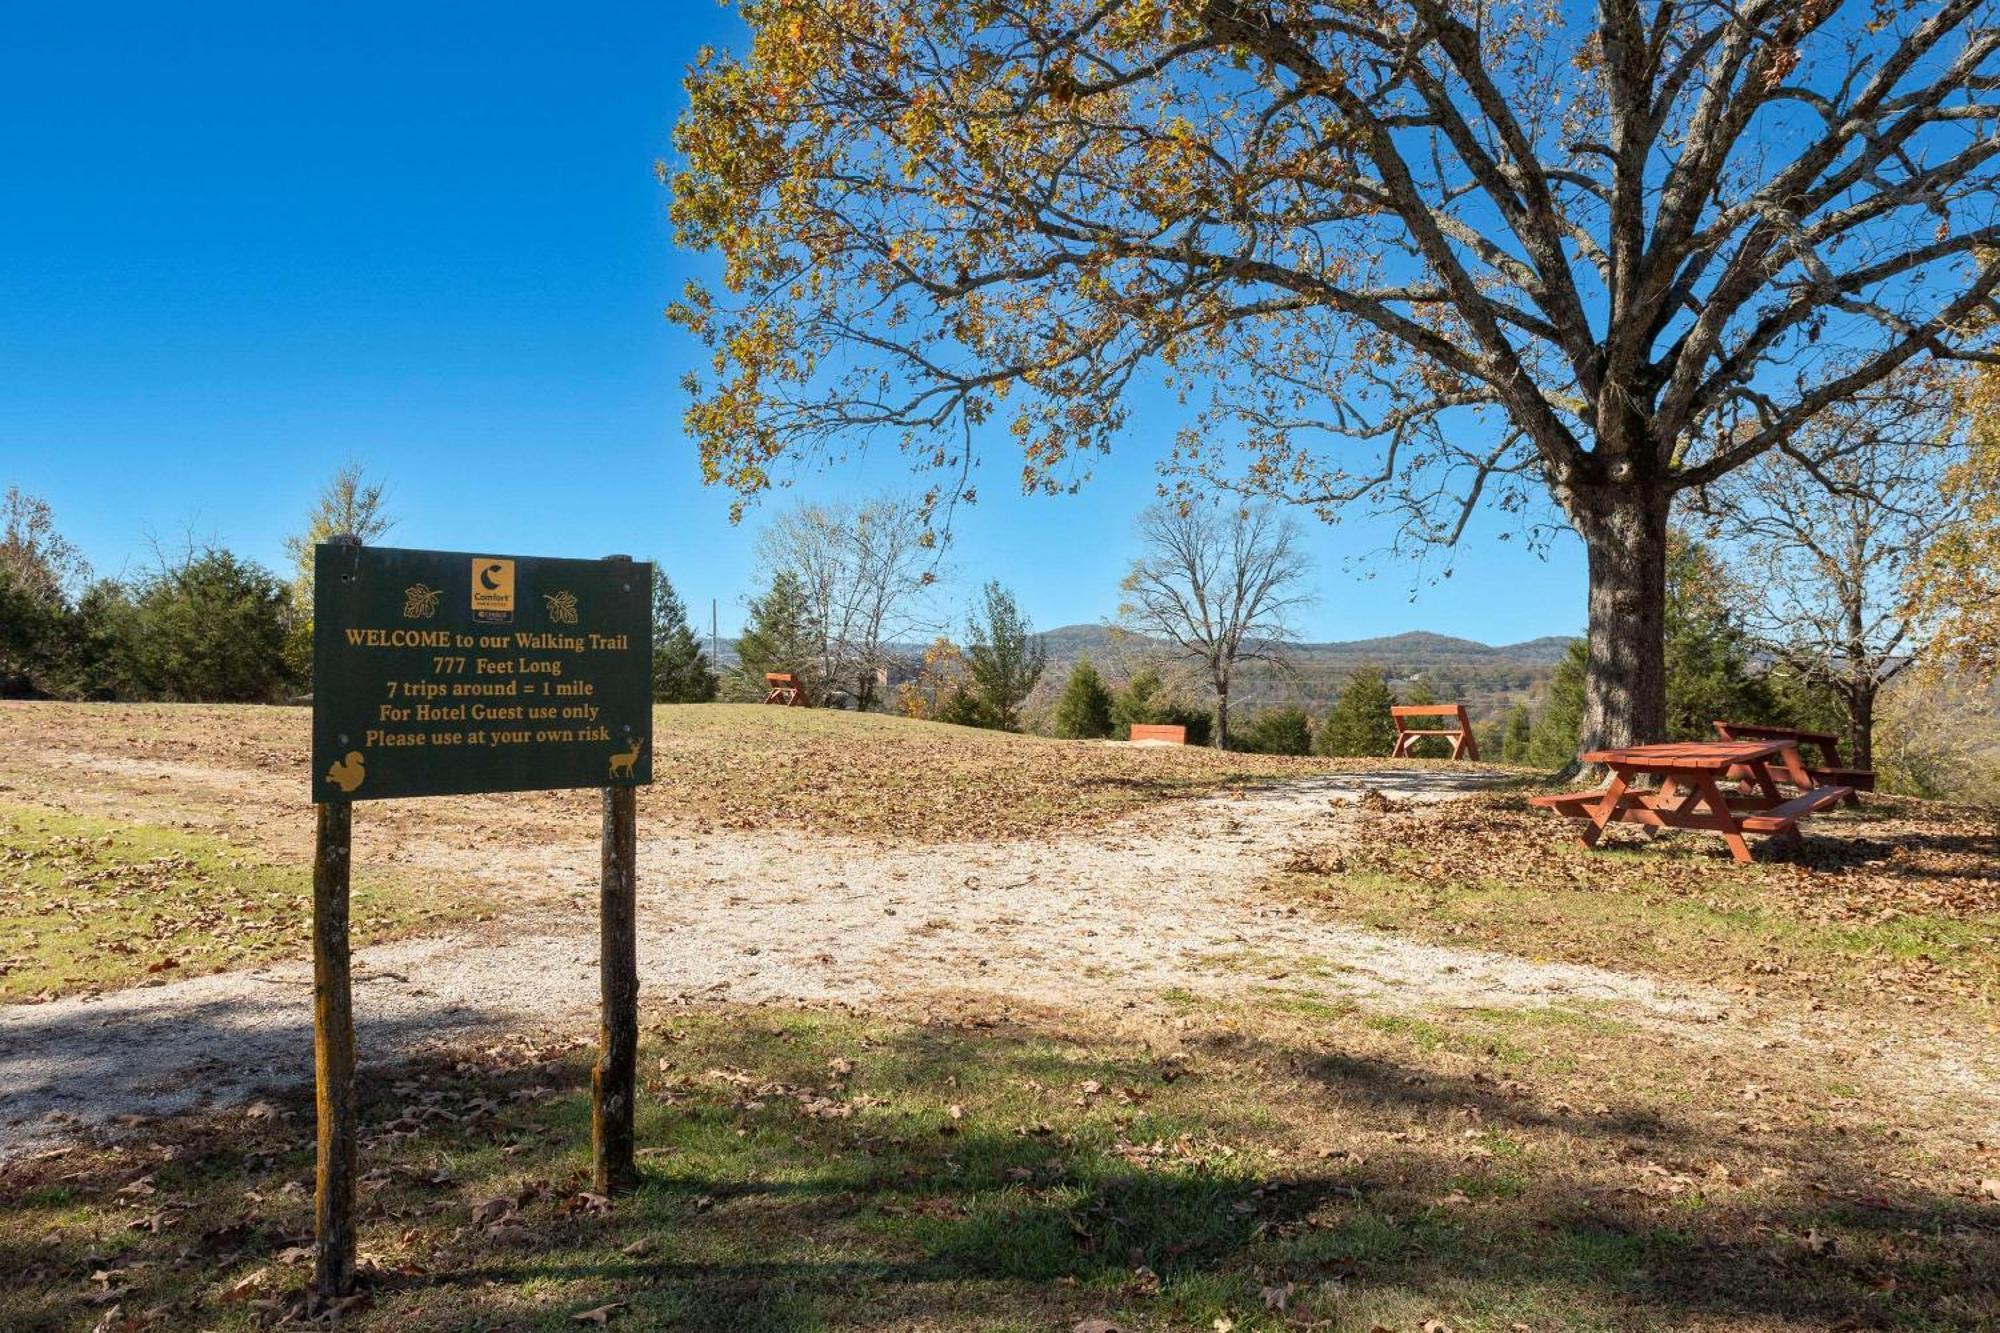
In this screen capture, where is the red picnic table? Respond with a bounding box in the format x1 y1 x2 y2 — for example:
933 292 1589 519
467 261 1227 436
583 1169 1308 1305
1712 720 1874 805
1528 740 1852 864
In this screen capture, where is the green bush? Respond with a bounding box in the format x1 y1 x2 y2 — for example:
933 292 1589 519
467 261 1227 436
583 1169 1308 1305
1499 704 1533 763
1111 667 1166 733
1316 665 1397 757
1157 701 1214 747
1236 705 1313 755
128 551 292 702
1051 659 1114 739
1110 668 1214 744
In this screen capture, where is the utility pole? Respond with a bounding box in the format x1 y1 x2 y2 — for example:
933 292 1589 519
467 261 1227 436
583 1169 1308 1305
711 598 718 667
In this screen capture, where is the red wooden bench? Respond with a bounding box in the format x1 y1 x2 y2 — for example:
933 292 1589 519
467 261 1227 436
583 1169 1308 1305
1390 704 1479 760
1712 721 1872 806
763 672 810 707
1129 723 1187 745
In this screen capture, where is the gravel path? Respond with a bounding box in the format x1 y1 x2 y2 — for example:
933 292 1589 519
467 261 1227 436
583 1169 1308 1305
0 770 1744 1158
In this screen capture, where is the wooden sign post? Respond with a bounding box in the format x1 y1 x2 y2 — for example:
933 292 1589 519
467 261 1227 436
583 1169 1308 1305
595 784 639 1192
593 556 639 1195
309 541 653 1300
311 799 356 1300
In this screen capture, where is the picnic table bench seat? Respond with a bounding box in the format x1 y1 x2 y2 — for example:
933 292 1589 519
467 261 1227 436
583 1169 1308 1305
1736 785 1855 833
1527 789 1616 815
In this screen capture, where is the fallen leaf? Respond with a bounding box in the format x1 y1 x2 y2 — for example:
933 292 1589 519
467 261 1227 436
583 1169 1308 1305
470 1195 515 1228
221 1269 267 1302
572 1302 629 1326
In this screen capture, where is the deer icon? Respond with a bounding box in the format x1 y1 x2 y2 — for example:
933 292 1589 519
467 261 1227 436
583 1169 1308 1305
608 736 644 780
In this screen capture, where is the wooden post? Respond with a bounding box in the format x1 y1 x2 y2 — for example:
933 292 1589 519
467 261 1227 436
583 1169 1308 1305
594 782 639 1193
594 553 640 1195
312 799 357 1299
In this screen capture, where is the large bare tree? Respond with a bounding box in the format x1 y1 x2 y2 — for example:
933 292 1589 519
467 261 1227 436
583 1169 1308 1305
672 0 2000 750
1696 369 1967 767
1119 500 1312 747
758 493 939 707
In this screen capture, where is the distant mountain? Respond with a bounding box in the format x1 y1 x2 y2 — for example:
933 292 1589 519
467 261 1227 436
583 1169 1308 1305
712 621 1576 722
1036 623 1574 669
1494 636 1579 664
1029 623 1576 720
1288 629 1576 667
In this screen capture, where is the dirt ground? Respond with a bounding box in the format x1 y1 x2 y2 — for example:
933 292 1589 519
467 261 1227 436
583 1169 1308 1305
2 706 1993 1161
0 700 1992 1144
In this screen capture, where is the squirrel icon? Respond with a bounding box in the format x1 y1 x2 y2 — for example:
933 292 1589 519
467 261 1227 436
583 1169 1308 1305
325 751 366 794
608 737 644 780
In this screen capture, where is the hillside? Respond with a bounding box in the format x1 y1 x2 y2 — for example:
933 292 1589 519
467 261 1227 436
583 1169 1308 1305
712 622 1573 723
1032 623 1573 720
0 701 1494 856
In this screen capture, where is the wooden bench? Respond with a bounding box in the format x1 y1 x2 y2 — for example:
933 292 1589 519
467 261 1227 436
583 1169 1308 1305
1713 721 1872 805
1390 703 1479 761
1129 723 1187 745
763 672 810 707
1737 785 1854 833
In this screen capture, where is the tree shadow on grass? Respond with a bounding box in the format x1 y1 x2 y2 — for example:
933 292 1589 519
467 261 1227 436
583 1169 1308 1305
411 1019 1996 1331
0 986 503 1151
4 1009 1995 1332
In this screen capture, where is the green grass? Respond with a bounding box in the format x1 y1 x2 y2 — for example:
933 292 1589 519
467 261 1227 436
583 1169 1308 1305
1342 862 1994 999
3 1005 1993 1332
0 803 486 1000
1278 789 2000 1014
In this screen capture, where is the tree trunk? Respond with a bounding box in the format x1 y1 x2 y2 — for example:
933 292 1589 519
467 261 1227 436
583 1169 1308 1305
1214 680 1230 750
1849 683 1875 771
1844 595 1874 771
1575 490 1671 755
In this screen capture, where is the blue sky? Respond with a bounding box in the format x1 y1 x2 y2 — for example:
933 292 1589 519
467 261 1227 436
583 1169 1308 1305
1 2 1585 645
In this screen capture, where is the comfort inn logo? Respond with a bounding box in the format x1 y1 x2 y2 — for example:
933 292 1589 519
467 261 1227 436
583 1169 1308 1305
471 557 515 624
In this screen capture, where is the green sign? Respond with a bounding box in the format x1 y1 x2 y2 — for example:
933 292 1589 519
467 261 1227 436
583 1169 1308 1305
312 544 653 802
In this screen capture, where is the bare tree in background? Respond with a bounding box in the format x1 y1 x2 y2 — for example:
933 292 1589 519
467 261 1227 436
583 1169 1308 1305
283 463 395 680
758 494 939 708
1120 501 1312 749
285 462 395 597
1697 370 1967 768
0 486 91 605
